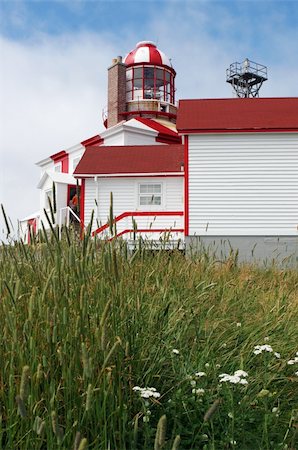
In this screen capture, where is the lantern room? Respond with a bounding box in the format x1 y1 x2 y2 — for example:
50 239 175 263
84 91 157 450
106 41 177 128
123 41 177 122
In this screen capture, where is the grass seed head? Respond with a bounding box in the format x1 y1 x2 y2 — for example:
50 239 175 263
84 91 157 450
85 384 93 412
78 438 88 450
16 395 27 418
73 431 82 450
33 416 45 436
203 399 222 422
171 435 181 450
154 414 167 449
19 365 30 400
51 411 64 441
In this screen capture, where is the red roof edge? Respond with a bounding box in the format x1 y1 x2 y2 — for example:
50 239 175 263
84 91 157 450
135 117 178 136
156 133 182 144
178 128 298 134
50 150 67 162
81 135 104 147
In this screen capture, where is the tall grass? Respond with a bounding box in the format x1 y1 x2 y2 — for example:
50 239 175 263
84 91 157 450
0 228 297 449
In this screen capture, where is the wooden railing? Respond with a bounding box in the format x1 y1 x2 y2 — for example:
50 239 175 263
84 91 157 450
92 211 184 239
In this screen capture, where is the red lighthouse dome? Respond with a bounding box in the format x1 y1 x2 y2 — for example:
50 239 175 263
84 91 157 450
122 41 177 123
124 41 173 70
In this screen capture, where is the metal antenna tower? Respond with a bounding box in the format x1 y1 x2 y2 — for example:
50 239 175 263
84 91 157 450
226 58 268 98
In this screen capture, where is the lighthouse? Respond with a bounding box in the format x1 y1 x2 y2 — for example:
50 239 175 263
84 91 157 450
107 41 177 128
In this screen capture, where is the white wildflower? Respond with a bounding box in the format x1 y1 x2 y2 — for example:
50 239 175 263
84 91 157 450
228 412 234 419
219 369 248 385
264 336 270 341
230 440 237 445
274 352 281 359
295 371 298 376
234 370 248 378
195 371 207 377
133 386 160 399
192 388 205 396
205 363 210 368
190 380 196 387
216 364 221 369
253 344 273 355
219 375 241 384
236 322 242 327
287 356 298 365
172 349 180 355
222 343 227 348
272 407 278 413
143 415 150 422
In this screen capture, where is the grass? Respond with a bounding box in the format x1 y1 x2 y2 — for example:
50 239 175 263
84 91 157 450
0 227 298 449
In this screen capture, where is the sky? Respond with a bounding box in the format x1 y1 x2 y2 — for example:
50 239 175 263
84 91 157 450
0 0 298 240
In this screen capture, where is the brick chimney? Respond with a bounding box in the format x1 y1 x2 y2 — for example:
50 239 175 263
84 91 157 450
107 56 126 128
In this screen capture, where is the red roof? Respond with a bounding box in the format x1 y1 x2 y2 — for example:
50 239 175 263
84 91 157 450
176 98 298 133
74 144 184 176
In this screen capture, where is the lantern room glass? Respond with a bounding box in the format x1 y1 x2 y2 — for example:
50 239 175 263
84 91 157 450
126 65 175 104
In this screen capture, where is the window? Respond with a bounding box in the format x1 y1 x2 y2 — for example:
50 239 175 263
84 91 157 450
45 189 53 209
54 162 62 172
126 65 175 104
72 156 81 172
139 184 162 206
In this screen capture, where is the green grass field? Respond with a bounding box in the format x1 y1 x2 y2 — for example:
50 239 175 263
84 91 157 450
1 228 297 449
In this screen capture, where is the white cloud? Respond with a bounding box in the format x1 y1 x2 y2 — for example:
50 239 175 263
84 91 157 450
0 33 121 238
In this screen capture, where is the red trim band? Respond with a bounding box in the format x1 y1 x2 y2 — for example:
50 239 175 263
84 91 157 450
76 174 184 179
81 135 104 147
27 218 37 244
184 136 189 236
177 128 298 134
80 179 85 230
121 110 177 120
50 150 69 173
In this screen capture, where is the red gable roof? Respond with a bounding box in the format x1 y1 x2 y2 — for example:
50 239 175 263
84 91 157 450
177 98 298 133
74 144 184 176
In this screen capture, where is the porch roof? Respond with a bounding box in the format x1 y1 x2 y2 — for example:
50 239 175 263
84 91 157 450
74 144 184 176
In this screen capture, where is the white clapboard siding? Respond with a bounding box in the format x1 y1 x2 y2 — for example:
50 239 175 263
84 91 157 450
84 177 184 238
188 133 298 236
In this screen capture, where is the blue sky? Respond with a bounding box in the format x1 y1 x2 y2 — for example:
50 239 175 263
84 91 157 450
1 1 298 59
0 0 298 238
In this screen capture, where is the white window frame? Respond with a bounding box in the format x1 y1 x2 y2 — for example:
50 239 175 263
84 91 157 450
138 182 162 208
54 162 62 172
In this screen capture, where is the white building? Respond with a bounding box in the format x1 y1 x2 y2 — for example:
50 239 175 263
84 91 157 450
177 97 298 265
20 41 298 265
20 41 184 246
